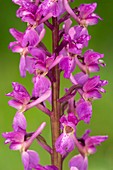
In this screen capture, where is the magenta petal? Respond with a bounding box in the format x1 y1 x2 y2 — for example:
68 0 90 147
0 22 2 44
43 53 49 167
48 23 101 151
9 28 23 41
51 2 59 17
86 17 100 25
21 150 40 170
60 113 77 128
81 129 91 140
10 142 22 150
39 0 61 17
76 99 92 123
74 72 89 85
32 76 51 98
87 145 97 154
63 0 80 23
22 29 39 47
28 47 45 61
12 46 23 53
79 3 97 18
69 154 88 170
16 8 31 19
25 56 35 74
13 112 27 133
88 64 100 72
86 136 108 146
83 76 100 92
28 88 51 109
9 41 23 53
8 99 22 110
49 55 63 70
9 82 30 104
8 41 19 49
21 1 38 14
22 14 36 25
35 62 47 73
84 50 104 65
99 79 108 87
83 90 102 100
27 150 40 167
19 55 26 77
64 19 72 34
22 151 30 170
38 27 46 43
35 23 44 35
60 57 76 78
55 132 75 155
2 131 24 143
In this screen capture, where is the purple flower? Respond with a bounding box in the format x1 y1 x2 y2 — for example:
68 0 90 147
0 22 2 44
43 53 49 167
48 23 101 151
2 112 46 169
32 54 63 73
26 49 63 76
9 27 40 52
24 47 46 75
62 0 80 24
13 0 58 26
81 130 108 155
59 49 76 78
22 150 40 170
6 82 30 111
32 76 51 99
76 98 92 124
13 0 65 24
70 72 89 86
9 24 45 77
2 112 46 150
62 1 101 27
2 112 26 150
70 73 108 100
64 26 91 55
69 154 88 170
16 1 38 25
78 3 102 26
59 22 90 78
74 50 105 73
21 150 57 170
83 49 105 72
22 150 57 170
55 113 78 156
69 130 108 170
82 76 108 100
38 0 65 18
21 121 46 170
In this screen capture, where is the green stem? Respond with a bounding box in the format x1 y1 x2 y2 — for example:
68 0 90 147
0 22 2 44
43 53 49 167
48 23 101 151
50 17 62 170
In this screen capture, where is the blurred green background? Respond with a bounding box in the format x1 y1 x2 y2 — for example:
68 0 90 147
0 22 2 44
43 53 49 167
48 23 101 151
0 0 113 169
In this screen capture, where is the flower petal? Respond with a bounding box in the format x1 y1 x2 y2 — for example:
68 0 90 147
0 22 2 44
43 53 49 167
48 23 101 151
69 154 88 170
13 112 27 133
76 99 92 123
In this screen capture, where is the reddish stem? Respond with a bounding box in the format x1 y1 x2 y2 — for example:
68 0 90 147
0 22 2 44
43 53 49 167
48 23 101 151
50 17 62 170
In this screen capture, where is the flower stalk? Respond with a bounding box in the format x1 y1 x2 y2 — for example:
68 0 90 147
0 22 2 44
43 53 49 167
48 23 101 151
51 17 62 170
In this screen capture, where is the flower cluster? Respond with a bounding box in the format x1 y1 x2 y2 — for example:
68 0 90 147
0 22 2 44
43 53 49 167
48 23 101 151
2 0 108 170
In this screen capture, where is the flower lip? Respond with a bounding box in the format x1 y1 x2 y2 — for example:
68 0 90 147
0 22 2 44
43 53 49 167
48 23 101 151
65 125 75 134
